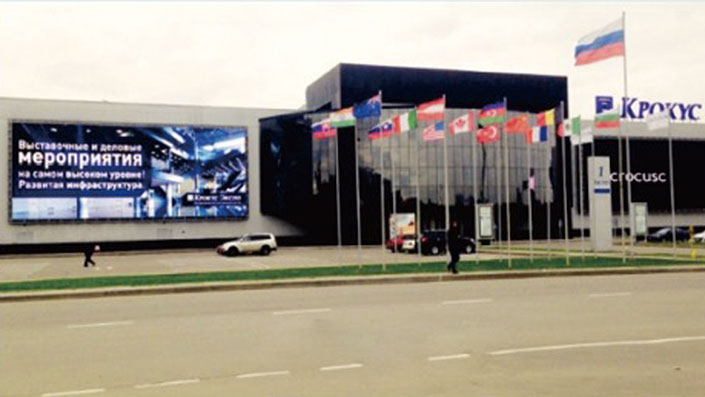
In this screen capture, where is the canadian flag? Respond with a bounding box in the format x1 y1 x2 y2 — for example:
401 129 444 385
449 112 474 135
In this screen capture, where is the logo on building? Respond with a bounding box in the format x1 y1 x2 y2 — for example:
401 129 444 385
596 96 702 121
610 172 667 183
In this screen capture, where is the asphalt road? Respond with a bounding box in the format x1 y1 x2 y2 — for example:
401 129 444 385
2 272 704 397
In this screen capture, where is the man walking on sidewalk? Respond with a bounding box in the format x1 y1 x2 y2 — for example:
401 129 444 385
83 244 99 268
446 221 461 274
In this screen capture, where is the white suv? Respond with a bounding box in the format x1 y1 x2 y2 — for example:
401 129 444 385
217 233 277 256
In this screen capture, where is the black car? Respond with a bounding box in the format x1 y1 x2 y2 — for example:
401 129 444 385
646 227 689 242
418 230 476 255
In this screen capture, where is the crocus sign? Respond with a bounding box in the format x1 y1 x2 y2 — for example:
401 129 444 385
596 96 702 121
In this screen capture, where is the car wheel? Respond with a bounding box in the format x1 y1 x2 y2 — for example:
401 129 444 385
260 245 271 256
226 247 239 257
431 246 440 255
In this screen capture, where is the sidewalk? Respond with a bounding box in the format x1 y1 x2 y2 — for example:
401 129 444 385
0 246 507 283
2 240 703 284
2 242 703 302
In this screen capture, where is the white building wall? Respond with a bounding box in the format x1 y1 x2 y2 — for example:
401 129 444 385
0 97 302 246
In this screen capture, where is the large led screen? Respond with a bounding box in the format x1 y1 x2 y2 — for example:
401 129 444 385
11 122 248 221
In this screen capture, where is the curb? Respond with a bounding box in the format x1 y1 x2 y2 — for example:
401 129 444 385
2 265 704 303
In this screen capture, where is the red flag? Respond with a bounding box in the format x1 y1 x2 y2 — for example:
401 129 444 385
506 114 530 134
476 124 500 144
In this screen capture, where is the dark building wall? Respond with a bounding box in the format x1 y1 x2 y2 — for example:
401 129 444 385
307 63 568 114
259 112 313 231
266 64 572 245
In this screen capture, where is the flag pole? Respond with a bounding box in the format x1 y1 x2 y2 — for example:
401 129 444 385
390 110 398 255
666 113 676 258
442 95 450 232
546 127 552 259
335 122 342 257
472 109 480 265
503 97 512 268
578 129 586 261
379 122 386 269
496 119 503 259
354 118 363 267
614 12 628 263
622 11 634 260
415 119 422 264
591 134 598 259
560 102 570 265
570 137 577 253
527 123 533 262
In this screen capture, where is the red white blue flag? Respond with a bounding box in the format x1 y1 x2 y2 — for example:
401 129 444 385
368 119 394 140
575 18 625 66
422 122 444 141
353 93 382 119
312 120 336 140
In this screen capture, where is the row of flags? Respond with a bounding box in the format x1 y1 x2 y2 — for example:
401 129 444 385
314 94 616 146
312 16 629 142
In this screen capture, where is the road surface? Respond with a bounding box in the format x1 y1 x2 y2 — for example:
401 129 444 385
2 272 704 396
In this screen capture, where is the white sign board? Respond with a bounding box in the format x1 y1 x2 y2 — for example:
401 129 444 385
477 204 494 239
632 202 648 237
588 156 613 251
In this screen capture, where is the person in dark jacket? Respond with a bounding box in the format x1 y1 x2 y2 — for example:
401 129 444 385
446 221 461 274
83 244 99 267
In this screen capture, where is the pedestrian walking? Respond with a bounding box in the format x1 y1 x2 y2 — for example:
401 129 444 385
83 244 99 267
446 221 461 274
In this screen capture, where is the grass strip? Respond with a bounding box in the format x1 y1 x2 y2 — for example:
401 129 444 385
0 256 700 293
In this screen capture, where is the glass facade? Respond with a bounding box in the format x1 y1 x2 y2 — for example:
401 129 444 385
311 108 569 244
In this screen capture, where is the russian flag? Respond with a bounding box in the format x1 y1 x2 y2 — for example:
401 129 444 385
575 18 624 66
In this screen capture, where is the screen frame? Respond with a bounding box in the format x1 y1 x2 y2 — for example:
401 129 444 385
8 118 250 225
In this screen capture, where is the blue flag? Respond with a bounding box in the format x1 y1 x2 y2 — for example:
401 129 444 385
353 93 382 119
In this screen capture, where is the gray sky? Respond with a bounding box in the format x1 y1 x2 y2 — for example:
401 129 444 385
1 2 704 118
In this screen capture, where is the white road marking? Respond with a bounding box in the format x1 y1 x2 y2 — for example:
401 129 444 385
246 263 271 269
428 353 470 361
588 292 632 298
442 298 493 305
135 379 200 389
236 371 290 379
320 363 364 371
42 388 105 397
67 321 133 329
489 335 705 356
272 308 332 316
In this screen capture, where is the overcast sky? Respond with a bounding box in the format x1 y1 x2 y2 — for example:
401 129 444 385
1 1 704 118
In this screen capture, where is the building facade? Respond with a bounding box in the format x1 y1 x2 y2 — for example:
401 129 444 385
4 64 699 252
1 97 302 252
261 64 572 244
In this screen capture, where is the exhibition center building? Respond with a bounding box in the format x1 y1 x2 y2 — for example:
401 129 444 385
2 63 703 252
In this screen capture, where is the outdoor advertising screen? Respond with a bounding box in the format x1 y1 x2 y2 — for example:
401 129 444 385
11 122 248 221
